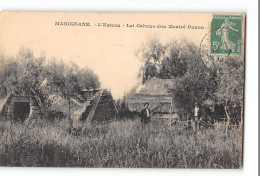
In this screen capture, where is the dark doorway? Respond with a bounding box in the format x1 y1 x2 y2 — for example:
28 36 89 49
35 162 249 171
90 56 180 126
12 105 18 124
13 102 30 122
212 104 226 122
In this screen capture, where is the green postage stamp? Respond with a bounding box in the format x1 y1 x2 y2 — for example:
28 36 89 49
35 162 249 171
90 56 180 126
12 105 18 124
210 15 243 55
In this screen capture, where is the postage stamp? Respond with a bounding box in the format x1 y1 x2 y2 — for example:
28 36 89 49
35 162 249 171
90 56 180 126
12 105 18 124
210 15 243 55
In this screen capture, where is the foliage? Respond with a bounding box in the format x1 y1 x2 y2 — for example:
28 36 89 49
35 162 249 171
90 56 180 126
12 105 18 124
213 56 244 105
170 70 218 117
159 40 199 78
0 48 47 101
45 59 100 100
136 36 165 80
46 59 80 100
212 56 244 128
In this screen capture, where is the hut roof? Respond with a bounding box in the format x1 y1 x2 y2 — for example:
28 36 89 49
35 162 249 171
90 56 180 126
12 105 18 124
135 77 174 96
126 78 176 113
0 96 9 113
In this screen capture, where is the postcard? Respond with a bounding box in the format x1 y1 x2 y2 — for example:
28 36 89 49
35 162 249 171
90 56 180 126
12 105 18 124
0 12 245 168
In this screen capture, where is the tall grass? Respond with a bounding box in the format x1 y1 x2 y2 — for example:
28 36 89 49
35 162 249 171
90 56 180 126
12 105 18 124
0 117 242 168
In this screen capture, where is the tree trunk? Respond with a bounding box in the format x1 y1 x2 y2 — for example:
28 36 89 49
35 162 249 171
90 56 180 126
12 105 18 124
68 97 71 119
224 103 230 134
68 97 73 129
170 97 173 114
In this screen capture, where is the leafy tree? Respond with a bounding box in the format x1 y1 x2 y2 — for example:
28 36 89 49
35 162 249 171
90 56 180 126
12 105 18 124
46 59 80 123
159 40 201 78
0 48 47 100
212 56 244 132
77 67 100 90
169 62 218 119
136 36 165 81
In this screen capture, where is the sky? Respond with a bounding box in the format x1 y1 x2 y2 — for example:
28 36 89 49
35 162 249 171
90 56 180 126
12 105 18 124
0 12 211 99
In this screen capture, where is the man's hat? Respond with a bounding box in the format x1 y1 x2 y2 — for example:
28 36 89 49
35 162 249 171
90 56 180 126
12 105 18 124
144 102 149 106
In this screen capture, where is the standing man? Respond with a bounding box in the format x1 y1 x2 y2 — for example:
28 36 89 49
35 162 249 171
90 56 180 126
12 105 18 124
194 103 200 131
140 103 151 124
194 103 200 121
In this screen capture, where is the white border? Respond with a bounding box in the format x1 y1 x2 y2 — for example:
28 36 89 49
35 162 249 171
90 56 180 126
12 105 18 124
0 0 258 176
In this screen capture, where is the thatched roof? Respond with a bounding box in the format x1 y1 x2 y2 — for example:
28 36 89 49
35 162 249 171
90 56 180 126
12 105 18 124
127 77 175 105
134 77 174 96
126 77 175 113
0 96 9 113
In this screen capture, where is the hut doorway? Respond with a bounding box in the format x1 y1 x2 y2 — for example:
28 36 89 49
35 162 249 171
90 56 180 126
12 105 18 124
13 102 30 122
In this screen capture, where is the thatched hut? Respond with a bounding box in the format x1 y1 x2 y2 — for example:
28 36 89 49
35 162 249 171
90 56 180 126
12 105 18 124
80 89 118 123
126 77 176 114
0 94 43 122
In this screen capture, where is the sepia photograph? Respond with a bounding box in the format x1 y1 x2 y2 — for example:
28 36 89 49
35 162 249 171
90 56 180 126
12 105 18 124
0 12 246 169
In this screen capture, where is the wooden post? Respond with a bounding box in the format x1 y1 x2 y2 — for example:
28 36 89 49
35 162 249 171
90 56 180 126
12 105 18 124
68 97 71 119
68 97 73 129
224 101 230 135
169 97 173 125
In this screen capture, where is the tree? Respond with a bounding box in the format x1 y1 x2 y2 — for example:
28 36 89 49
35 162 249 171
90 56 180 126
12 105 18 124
136 36 165 81
0 48 47 100
157 40 217 119
77 67 100 90
46 59 78 124
137 38 206 80
212 56 244 132
159 40 198 78
170 64 218 119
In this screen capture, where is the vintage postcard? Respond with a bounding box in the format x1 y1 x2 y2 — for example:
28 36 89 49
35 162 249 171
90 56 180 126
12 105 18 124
0 12 245 168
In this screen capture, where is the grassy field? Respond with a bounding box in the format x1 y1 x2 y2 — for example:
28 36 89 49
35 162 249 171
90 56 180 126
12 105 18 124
0 117 242 168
